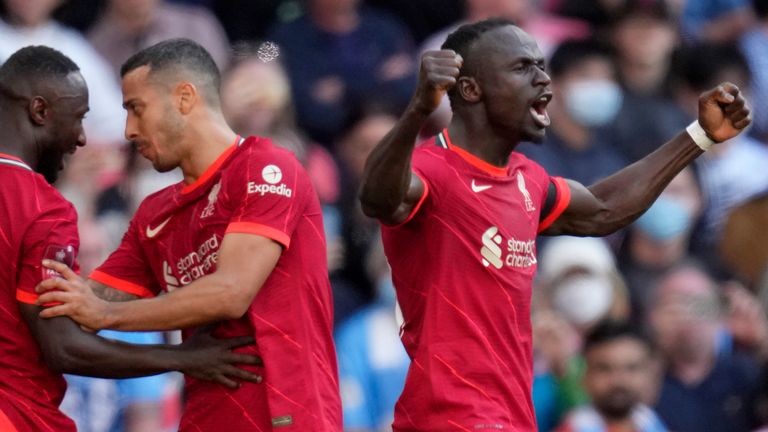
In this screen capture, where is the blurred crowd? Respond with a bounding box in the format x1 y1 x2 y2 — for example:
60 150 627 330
2 0 768 431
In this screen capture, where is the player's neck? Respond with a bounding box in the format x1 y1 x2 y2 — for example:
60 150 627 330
179 119 239 186
0 115 34 164
0 144 26 162
447 118 517 168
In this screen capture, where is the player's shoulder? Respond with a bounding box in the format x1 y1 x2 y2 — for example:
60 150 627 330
413 135 449 167
510 150 551 180
134 182 181 219
235 135 304 171
24 170 76 214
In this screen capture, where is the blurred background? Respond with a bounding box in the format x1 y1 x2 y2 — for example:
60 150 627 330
2 0 768 430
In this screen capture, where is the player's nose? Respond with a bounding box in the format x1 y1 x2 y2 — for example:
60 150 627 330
77 129 86 147
533 67 551 87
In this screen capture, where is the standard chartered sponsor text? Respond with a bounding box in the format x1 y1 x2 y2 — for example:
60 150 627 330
505 237 536 267
175 234 219 285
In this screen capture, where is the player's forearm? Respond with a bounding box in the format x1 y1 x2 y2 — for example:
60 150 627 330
20 306 185 378
359 103 427 219
104 274 247 331
579 132 702 235
50 327 185 378
88 279 140 302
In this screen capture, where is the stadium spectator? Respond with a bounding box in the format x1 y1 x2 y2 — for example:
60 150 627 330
88 0 230 75
535 237 631 419
607 0 690 163
269 0 417 146
672 41 768 275
618 168 703 321
333 113 399 323
739 0 768 142
651 263 761 432
554 320 667 432
680 0 755 41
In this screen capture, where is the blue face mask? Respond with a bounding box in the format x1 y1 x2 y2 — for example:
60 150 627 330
635 196 692 241
564 79 623 127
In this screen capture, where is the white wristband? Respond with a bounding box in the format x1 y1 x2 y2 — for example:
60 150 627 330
686 120 716 151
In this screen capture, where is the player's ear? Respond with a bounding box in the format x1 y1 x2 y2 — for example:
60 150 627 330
28 96 49 126
457 76 481 103
175 81 198 115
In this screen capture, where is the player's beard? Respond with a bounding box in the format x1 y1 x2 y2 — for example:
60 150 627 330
152 105 186 173
33 131 63 184
593 386 638 420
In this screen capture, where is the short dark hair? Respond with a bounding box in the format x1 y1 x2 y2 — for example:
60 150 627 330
548 38 616 79
672 42 751 92
120 38 221 104
0 45 79 90
441 18 517 106
613 0 674 24
583 320 654 355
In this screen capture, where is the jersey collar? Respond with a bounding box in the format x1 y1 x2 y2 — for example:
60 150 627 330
180 135 242 195
0 152 32 171
437 129 508 177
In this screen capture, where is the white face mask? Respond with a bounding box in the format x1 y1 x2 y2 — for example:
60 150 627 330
564 79 623 127
552 275 614 326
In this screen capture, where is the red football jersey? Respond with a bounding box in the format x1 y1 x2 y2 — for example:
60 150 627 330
91 137 341 431
381 130 570 431
0 153 79 432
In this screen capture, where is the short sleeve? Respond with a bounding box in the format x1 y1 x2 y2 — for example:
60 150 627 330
390 148 437 227
16 200 80 304
225 146 305 249
538 177 571 233
90 215 160 298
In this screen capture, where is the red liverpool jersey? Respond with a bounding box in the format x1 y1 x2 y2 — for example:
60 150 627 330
381 130 570 431
91 136 341 431
0 153 79 432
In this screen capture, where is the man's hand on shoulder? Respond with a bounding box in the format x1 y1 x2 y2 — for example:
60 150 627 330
698 82 752 143
35 260 113 330
412 50 463 115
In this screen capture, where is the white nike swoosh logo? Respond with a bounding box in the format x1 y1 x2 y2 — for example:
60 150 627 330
471 180 492 193
146 217 172 238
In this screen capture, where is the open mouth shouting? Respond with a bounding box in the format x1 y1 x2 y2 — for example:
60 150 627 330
530 92 552 128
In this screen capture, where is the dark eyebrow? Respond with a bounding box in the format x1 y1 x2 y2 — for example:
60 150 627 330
510 56 546 67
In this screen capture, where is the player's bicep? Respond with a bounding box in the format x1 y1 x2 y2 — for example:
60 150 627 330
383 171 427 226
216 233 282 301
540 179 606 235
87 279 140 302
18 302 87 372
